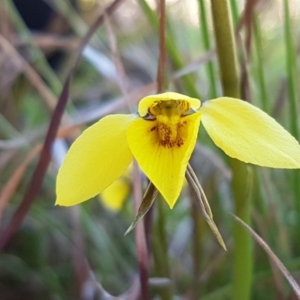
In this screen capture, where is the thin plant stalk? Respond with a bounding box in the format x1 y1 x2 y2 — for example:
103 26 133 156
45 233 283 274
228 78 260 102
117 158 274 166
133 162 151 300
283 0 299 139
229 0 239 27
283 0 300 250
198 0 218 98
139 0 200 98
253 15 269 112
211 0 239 97
152 200 172 300
186 164 226 251
152 0 172 298
190 197 203 299
156 0 167 93
210 1 253 300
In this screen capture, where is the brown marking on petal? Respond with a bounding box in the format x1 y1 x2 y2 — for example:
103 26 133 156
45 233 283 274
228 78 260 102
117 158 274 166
144 100 191 148
157 122 186 148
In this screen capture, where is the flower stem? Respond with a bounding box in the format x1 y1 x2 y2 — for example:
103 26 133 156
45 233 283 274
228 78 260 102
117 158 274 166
152 199 173 300
210 1 253 300
190 197 203 299
151 1 173 298
133 162 151 300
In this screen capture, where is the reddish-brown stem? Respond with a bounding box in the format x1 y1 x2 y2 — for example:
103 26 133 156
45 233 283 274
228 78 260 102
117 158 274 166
133 162 151 300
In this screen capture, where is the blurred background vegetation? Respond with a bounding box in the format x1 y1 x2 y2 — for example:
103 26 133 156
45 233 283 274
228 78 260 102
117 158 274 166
0 0 300 299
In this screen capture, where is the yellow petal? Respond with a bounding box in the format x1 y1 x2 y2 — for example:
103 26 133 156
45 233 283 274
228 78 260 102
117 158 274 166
100 177 130 211
56 114 136 206
127 112 202 208
138 92 201 117
201 98 300 168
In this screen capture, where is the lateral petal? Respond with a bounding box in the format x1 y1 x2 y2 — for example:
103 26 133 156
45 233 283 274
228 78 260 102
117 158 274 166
56 114 136 206
201 98 300 168
127 112 202 208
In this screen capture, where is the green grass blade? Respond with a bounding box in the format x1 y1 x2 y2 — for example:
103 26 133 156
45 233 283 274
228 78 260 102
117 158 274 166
253 16 269 112
283 0 298 138
198 0 218 98
283 0 300 250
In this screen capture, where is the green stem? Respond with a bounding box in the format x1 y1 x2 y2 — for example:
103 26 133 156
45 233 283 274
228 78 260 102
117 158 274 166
152 200 172 300
283 0 298 139
198 0 217 98
230 163 253 300
283 0 300 251
210 1 253 299
253 16 269 112
211 1 239 98
229 0 239 27
190 198 203 299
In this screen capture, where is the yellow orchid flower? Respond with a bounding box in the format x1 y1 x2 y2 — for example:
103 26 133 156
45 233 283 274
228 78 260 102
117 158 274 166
56 92 300 209
100 166 131 211
100 177 130 211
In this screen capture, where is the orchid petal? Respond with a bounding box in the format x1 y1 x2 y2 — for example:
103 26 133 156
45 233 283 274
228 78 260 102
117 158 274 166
127 112 202 208
201 98 300 168
56 114 135 206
